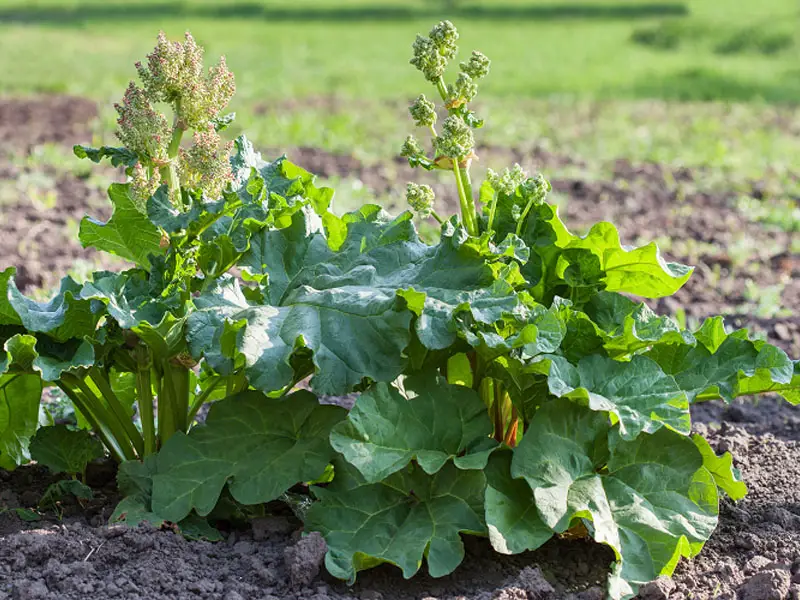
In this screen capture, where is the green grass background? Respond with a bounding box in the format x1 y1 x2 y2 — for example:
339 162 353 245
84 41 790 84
0 0 798 187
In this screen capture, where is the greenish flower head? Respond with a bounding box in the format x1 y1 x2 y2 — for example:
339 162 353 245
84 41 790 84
114 82 171 162
130 162 162 207
410 35 448 83
409 95 437 128
429 20 459 60
406 182 436 218
178 127 234 199
449 73 478 104
135 31 236 130
461 51 491 80
435 116 474 160
487 164 527 196
400 135 425 159
520 173 552 203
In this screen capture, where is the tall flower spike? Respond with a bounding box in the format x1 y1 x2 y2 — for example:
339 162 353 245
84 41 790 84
136 31 235 129
460 51 491 80
114 82 171 162
136 31 204 104
435 115 474 159
178 126 234 199
409 95 437 128
406 183 436 219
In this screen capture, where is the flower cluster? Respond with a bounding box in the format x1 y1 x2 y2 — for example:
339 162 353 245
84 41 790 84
448 73 478 104
410 20 459 82
400 135 425 159
115 83 171 162
178 127 234 199
520 173 552 204
405 182 435 218
461 51 491 80
435 116 474 160
487 164 527 196
135 31 235 129
130 162 162 206
409 95 437 128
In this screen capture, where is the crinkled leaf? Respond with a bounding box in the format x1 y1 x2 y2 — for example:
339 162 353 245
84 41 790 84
306 460 486 584
0 373 43 469
80 183 164 268
80 269 171 330
512 399 719 599
557 222 693 298
30 424 104 474
2 333 94 381
545 354 690 440
692 434 747 500
111 456 165 527
584 292 693 357
194 207 516 394
646 329 795 402
0 268 22 326
330 375 497 483
518 204 691 302
151 390 345 522
484 450 553 555
73 145 138 168
7 276 102 342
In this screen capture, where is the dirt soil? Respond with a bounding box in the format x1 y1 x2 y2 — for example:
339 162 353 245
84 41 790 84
1 96 799 600
1 400 798 600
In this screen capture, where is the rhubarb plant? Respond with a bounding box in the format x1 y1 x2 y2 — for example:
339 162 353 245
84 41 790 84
1 25 799 600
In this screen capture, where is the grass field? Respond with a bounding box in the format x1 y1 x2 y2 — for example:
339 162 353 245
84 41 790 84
0 0 798 183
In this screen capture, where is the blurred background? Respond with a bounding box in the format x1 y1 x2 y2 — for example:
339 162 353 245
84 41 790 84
0 0 798 355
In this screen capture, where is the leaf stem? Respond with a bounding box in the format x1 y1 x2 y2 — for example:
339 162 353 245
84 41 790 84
187 377 224 426
135 346 157 455
515 194 538 237
486 192 499 233
88 367 145 457
453 160 478 236
56 379 130 462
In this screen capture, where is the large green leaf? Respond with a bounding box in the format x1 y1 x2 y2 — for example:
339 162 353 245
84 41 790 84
0 267 22 326
0 373 43 469
7 276 102 342
556 222 692 298
516 203 691 302
80 183 164 268
73 145 138 168
191 207 516 395
306 460 486 584
646 324 795 402
151 390 345 522
511 399 718 599
80 269 171 330
584 292 693 357
110 456 165 527
692 434 747 501
330 375 497 483
545 354 690 440
484 450 553 555
29 424 104 474
2 333 94 382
